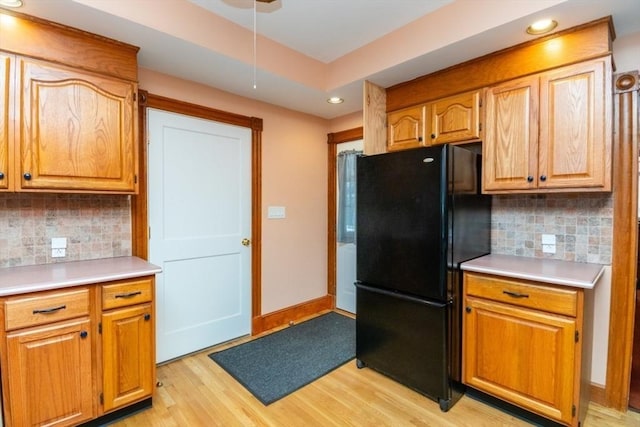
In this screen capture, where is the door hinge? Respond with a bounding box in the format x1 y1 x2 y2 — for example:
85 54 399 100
98 322 102 334
100 393 104 405
572 404 576 417
575 330 579 342
148 226 151 239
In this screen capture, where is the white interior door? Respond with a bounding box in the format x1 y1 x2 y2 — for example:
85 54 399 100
148 109 251 363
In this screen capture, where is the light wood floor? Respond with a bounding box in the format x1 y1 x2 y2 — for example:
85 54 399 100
113 316 640 427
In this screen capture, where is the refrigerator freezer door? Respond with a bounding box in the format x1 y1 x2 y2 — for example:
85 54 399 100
357 147 447 300
355 283 450 406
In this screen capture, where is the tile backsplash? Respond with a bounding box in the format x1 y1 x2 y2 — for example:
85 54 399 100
491 193 613 264
0 194 132 268
0 192 615 269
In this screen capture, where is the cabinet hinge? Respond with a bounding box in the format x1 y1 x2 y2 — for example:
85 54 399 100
479 98 483 108
575 330 579 342
572 404 576 417
133 92 137 102
148 226 151 239
98 322 102 334
100 393 104 405
479 122 482 132
134 174 138 184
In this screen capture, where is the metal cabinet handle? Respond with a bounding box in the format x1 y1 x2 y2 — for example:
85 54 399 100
80 330 88 339
23 172 32 181
540 175 547 182
527 176 534 182
115 291 142 299
0 172 4 179
33 304 67 314
144 313 151 321
502 290 529 298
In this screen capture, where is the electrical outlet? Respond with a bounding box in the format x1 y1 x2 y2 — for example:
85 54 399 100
52 248 66 258
51 237 67 249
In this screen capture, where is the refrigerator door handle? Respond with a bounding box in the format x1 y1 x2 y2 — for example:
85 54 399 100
355 282 448 308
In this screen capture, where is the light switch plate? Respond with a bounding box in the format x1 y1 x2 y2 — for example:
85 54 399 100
267 206 286 219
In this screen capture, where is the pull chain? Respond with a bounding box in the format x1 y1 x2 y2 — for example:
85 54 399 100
253 0 257 89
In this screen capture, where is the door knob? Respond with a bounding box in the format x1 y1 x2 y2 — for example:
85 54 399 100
241 238 251 246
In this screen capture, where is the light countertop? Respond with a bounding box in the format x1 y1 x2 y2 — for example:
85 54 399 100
461 254 604 289
0 257 162 297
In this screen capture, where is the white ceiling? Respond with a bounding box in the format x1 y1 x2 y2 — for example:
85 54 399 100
9 0 640 119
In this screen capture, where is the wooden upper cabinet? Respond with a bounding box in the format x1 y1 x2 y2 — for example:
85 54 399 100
0 10 139 194
483 76 539 192
18 57 138 193
428 90 481 145
387 104 426 151
483 57 611 194
0 52 12 191
538 58 611 190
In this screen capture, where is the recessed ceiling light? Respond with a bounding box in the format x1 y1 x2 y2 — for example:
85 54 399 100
0 0 23 7
526 19 558 35
327 97 344 104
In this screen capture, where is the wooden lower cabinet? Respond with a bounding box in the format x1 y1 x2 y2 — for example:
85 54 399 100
5 318 95 426
463 272 588 426
0 277 155 427
102 303 154 412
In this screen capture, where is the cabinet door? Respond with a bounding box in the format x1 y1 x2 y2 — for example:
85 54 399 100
483 76 539 192
428 90 481 145
6 318 94 427
0 52 13 191
387 104 426 151
18 57 138 193
538 57 611 190
102 303 154 412
464 296 577 425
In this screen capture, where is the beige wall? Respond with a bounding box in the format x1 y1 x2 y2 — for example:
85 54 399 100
139 69 329 315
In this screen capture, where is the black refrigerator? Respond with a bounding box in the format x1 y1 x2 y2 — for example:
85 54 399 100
355 144 490 411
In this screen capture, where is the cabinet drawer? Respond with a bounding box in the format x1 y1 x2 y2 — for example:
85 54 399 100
464 272 578 317
102 278 153 310
4 288 90 331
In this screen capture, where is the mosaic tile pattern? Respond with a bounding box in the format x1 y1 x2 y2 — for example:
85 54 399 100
491 193 613 264
0 194 132 268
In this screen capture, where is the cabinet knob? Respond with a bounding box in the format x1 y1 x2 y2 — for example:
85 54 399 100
144 313 151 321
80 330 88 339
431 134 436 139
23 172 32 181
527 176 534 183
540 175 547 182
0 172 4 180
465 306 471 313
418 136 423 142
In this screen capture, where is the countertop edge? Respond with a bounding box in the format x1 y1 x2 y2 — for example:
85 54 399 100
0 257 162 297
460 254 605 289
461 264 601 289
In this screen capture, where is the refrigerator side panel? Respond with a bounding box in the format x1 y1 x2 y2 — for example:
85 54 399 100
356 147 447 301
446 144 491 388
